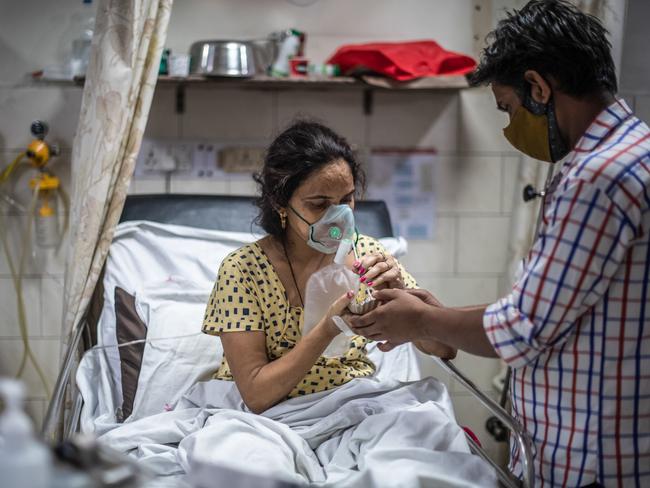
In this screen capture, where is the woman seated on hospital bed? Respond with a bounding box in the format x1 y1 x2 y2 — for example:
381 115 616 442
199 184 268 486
202 121 455 413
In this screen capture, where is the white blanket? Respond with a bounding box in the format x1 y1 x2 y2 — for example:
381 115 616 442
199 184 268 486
99 377 497 487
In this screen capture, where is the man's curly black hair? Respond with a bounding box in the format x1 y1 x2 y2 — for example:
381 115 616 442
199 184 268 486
470 0 617 97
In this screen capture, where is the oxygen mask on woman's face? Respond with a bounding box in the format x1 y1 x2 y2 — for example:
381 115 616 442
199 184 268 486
289 204 355 254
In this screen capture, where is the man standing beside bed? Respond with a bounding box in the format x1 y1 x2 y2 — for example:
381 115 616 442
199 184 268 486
348 1 650 487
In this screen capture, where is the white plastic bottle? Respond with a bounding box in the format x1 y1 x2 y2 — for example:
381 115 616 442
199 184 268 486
70 0 95 77
270 30 301 77
302 239 359 357
0 379 52 488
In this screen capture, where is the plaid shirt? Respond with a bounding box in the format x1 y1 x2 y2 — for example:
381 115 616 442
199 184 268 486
484 99 650 487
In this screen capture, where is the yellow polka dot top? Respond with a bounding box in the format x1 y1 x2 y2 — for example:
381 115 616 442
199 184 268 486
202 234 417 398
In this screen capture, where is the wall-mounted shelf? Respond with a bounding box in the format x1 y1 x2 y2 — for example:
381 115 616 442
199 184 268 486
156 74 469 91
34 73 469 91
33 73 470 115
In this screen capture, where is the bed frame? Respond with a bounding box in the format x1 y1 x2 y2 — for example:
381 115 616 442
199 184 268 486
43 194 534 488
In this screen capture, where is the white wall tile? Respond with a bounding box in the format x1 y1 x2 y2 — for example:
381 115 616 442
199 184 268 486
415 275 500 308
41 277 64 338
399 217 456 274
0 277 41 337
369 92 459 152
459 88 513 154
0 338 61 398
39 239 68 276
229 178 257 196
0 87 82 149
500 155 521 214
129 178 168 195
277 90 366 147
416 354 452 388
0 215 63 276
182 88 274 142
635 95 650 125
450 351 503 393
457 216 510 274
436 155 502 214
169 178 229 194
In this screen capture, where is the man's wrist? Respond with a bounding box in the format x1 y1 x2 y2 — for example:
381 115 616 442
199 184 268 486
418 303 443 341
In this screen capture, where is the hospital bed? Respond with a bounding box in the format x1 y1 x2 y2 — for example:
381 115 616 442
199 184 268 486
43 194 534 488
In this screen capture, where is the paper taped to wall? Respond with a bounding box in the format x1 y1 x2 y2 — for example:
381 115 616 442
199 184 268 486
367 150 436 239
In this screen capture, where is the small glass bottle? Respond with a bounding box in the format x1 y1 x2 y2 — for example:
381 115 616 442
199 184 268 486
34 192 59 248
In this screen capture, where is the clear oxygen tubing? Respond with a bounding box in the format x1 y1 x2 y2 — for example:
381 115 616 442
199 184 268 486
0 153 28 212
55 183 70 256
0 183 51 397
0 152 26 184
88 332 205 353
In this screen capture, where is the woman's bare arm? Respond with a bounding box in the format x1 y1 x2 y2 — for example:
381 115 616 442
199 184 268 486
219 292 352 414
220 320 337 413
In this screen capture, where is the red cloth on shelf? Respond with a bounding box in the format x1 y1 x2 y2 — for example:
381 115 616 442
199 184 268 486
326 40 476 81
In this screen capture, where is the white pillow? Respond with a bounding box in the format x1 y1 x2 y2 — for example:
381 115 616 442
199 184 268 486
97 221 261 404
127 277 223 422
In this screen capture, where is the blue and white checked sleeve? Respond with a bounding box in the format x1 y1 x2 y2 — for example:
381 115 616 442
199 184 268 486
483 179 638 368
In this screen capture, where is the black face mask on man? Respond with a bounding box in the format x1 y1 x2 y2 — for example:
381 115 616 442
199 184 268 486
503 87 569 163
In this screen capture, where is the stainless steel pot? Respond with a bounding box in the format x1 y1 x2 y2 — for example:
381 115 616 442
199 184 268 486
189 40 260 77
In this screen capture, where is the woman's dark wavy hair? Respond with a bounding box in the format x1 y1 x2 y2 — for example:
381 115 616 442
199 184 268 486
253 120 366 237
470 0 617 97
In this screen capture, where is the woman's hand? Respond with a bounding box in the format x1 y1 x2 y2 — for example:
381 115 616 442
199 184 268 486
315 290 356 339
353 251 404 290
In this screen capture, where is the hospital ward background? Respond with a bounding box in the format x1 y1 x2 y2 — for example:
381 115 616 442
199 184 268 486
0 0 648 487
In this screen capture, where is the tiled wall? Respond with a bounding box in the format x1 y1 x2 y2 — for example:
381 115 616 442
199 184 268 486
2 0 649 466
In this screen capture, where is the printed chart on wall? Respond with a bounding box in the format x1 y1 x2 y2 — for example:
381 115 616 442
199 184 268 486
367 149 437 239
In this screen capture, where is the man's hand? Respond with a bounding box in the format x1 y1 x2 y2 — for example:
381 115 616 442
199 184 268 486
405 288 443 307
347 288 497 358
347 288 434 346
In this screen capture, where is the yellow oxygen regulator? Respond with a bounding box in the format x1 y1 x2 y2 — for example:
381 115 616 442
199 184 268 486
0 121 68 248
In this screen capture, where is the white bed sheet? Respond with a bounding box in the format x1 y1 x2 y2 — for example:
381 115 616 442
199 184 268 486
99 377 496 487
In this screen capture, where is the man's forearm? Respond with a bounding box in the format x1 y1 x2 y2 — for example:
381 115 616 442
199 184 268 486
422 305 499 358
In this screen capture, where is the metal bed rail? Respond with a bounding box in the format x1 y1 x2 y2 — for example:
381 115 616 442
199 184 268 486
42 317 90 442
435 358 535 488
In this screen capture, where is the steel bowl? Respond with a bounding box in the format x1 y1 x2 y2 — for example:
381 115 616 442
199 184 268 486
189 40 260 77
